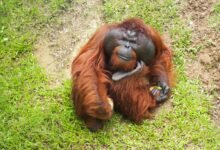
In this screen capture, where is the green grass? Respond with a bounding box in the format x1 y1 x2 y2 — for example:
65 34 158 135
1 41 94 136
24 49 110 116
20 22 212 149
209 1 220 31
0 0 219 149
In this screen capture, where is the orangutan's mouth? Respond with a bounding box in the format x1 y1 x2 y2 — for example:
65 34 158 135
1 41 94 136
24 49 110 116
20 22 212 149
112 61 144 81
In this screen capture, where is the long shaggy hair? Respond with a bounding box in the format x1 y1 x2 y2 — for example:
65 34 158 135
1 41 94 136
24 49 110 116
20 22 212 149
71 18 174 131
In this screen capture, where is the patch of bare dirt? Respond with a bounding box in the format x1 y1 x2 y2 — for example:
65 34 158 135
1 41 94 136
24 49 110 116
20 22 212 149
34 0 104 86
180 0 220 126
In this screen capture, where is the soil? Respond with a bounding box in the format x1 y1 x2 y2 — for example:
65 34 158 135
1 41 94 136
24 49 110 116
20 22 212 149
34 0 104 86
180 0 220 126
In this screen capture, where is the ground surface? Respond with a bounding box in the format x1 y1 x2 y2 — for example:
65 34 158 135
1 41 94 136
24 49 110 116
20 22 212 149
181 0 220 126
35 0 104 85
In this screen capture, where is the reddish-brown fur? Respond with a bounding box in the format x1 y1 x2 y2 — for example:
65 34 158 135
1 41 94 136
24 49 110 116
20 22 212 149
71 18 174 131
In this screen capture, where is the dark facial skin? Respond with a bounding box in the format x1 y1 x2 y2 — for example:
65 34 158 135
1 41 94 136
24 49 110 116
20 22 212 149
104 28 155 65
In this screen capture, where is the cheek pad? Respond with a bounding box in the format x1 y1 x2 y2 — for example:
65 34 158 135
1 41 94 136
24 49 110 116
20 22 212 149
133 35 155 65
104 29 123 56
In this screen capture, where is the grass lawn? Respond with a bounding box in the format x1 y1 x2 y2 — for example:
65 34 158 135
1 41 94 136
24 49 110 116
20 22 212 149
0 0 219 149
